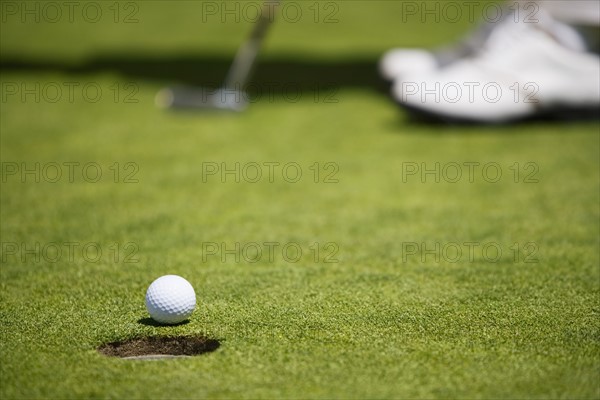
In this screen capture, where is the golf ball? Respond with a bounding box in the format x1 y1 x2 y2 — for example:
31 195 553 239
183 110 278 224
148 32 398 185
145 275 196 324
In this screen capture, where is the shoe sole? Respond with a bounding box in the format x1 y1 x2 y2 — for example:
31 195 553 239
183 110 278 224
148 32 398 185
396 99 600 125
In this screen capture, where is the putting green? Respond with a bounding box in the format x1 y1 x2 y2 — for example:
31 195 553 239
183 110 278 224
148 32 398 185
1 1 599 398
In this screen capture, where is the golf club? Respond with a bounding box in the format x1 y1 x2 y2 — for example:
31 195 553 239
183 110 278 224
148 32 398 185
155 1 279 111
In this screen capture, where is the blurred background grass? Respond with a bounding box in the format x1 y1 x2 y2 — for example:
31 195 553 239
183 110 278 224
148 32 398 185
1 0 474 61
1 1 599 399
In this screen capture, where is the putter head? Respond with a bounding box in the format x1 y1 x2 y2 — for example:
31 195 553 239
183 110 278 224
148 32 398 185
155 87 248 112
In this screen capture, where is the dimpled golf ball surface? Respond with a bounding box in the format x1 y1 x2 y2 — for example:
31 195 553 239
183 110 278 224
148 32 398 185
145 275 196 324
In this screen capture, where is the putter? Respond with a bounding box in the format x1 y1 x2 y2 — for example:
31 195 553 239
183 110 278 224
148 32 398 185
156 1 279 111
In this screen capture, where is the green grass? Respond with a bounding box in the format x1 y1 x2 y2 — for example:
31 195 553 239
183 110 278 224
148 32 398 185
1 1 599 399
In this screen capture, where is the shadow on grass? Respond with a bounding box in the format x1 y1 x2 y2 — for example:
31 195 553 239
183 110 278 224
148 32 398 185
4 53 596 125
0 53 386 94
137 317 190 327
395 109 600 129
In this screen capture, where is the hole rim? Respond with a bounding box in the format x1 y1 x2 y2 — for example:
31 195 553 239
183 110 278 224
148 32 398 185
98 335 220 359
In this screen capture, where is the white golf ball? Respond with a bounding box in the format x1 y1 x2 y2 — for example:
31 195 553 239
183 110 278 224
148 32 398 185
145 275 196 324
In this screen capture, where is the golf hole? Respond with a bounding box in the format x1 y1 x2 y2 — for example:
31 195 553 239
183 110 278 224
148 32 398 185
98 336 220 360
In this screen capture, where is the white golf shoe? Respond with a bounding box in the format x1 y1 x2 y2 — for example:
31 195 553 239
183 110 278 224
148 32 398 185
379 12 505 81
379 48 442 82
391 11 600 123
379 5 588 82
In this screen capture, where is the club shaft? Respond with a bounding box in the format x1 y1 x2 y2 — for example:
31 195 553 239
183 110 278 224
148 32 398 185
223 1 279 90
